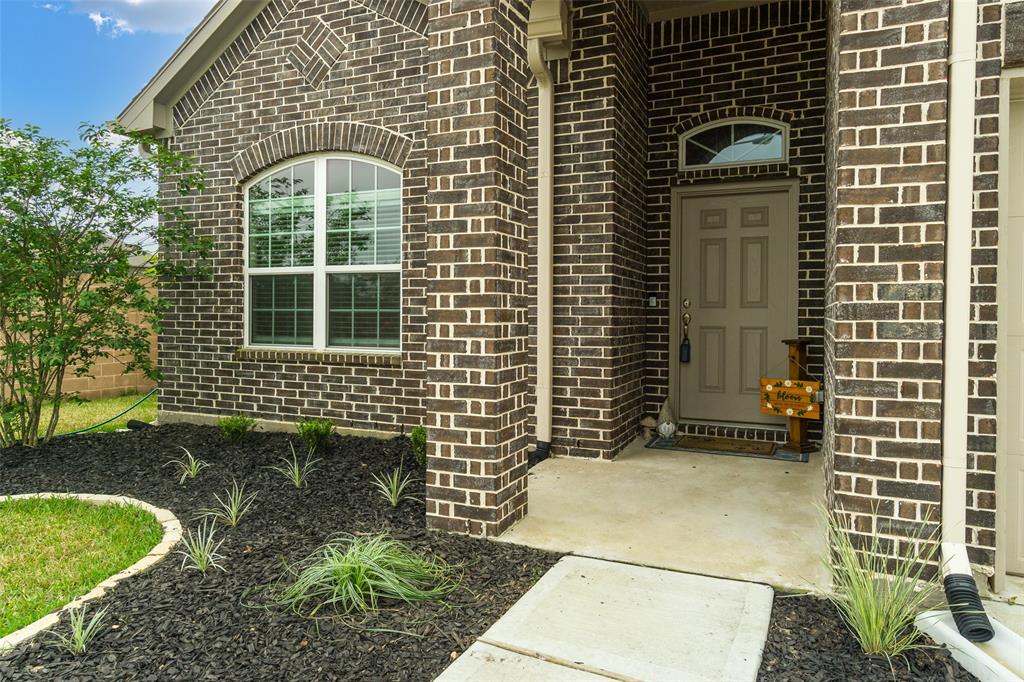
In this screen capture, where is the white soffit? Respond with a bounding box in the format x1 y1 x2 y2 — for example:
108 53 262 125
116 0 270 136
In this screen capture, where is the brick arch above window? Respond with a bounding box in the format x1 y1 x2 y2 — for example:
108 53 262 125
230 122 414 183
672 106 794 137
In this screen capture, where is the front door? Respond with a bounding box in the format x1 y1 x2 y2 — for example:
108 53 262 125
676 186 796 425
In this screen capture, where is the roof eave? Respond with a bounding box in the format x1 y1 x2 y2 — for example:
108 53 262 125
116 0 270 137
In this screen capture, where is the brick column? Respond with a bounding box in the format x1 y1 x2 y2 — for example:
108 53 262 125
828 0 950 553
424 0 531 536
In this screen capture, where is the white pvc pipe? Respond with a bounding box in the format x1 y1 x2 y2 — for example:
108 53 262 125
941 0 978 577
528 38 554 450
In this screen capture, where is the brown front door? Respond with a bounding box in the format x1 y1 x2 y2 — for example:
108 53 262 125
676 187 795 425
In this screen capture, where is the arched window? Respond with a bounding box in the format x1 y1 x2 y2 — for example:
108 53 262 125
679 119 788 170
244 155 401 350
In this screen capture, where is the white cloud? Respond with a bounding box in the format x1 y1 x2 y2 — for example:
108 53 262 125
87 11 134 36
70 0 216 36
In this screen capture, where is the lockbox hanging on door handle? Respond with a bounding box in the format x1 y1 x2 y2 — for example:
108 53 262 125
679 312 691 363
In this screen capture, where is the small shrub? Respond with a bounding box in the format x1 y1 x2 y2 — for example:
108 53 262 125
166 446 209 484
268 442 321 488
823 507 942 661
296 418 335 453
276 533 456 616
177 519 226 573
409 425 427 467
50 605 107 656
371 465 418 508
197 480 257 528
219 415 256 444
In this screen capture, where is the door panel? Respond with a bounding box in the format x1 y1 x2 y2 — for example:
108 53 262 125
678 190 792 424
1006 99 1024 575
739 327 768 395
700 239 727 307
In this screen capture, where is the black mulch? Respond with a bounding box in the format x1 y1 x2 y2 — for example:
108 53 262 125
0 424 560 681
758 594 977 682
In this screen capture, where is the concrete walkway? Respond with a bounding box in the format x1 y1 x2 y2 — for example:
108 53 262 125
436 556 774 682
499 440 829 592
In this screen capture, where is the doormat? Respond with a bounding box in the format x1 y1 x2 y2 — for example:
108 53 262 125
646 434 804 461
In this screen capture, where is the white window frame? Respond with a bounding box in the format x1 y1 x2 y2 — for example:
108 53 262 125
677 118 790 171
242 152 403 353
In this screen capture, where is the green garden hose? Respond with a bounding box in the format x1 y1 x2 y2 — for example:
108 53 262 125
55 387 158 437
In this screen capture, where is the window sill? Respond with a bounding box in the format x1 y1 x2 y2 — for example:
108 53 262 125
234 347 402 368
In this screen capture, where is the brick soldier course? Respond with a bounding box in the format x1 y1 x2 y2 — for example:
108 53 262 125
120 0 1018 585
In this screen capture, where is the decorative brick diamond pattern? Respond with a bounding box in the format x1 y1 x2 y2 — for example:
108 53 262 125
160 0 430 434
287 17 346 89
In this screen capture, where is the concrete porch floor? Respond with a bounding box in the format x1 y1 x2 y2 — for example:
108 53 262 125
499 439 830 593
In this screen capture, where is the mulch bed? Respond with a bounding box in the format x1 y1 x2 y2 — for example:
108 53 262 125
0 424 560 681
758 594 977 682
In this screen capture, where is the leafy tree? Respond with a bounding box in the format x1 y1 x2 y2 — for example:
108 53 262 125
0 120 210 446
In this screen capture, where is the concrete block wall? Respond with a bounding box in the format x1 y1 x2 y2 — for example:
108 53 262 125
63 279 158 400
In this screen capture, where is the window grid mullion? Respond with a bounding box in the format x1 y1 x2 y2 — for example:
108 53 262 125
312 157 327 349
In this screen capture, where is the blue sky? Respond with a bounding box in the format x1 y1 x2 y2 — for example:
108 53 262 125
1 0 216 143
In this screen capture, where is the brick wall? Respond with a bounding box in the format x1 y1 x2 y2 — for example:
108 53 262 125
828 0 1002 573
823 0 842 517
523 0 648 460
423 0 532 535
645 1 829 432
830 0 951 561
966 0 1002 567
159 0 430 431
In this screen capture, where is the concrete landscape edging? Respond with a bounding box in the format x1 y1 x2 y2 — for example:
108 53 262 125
0 492 181 653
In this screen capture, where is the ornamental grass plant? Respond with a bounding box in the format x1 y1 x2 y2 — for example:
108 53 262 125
823 507 943 663
276 533 456 616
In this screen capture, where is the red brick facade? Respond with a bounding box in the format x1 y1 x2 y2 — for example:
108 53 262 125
525 0 649 460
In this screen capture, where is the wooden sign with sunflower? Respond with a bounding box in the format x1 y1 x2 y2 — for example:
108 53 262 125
760 378 821 420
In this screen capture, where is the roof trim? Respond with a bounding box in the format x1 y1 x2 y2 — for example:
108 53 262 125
116 0 271 137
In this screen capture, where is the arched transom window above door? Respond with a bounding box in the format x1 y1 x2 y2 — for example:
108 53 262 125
678 119 789 170
244 155 402 351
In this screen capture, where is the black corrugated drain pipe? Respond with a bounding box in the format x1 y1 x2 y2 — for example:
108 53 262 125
944 573 994 643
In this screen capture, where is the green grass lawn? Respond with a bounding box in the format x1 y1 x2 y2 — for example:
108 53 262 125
0 497 163 637
40 391 157 436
